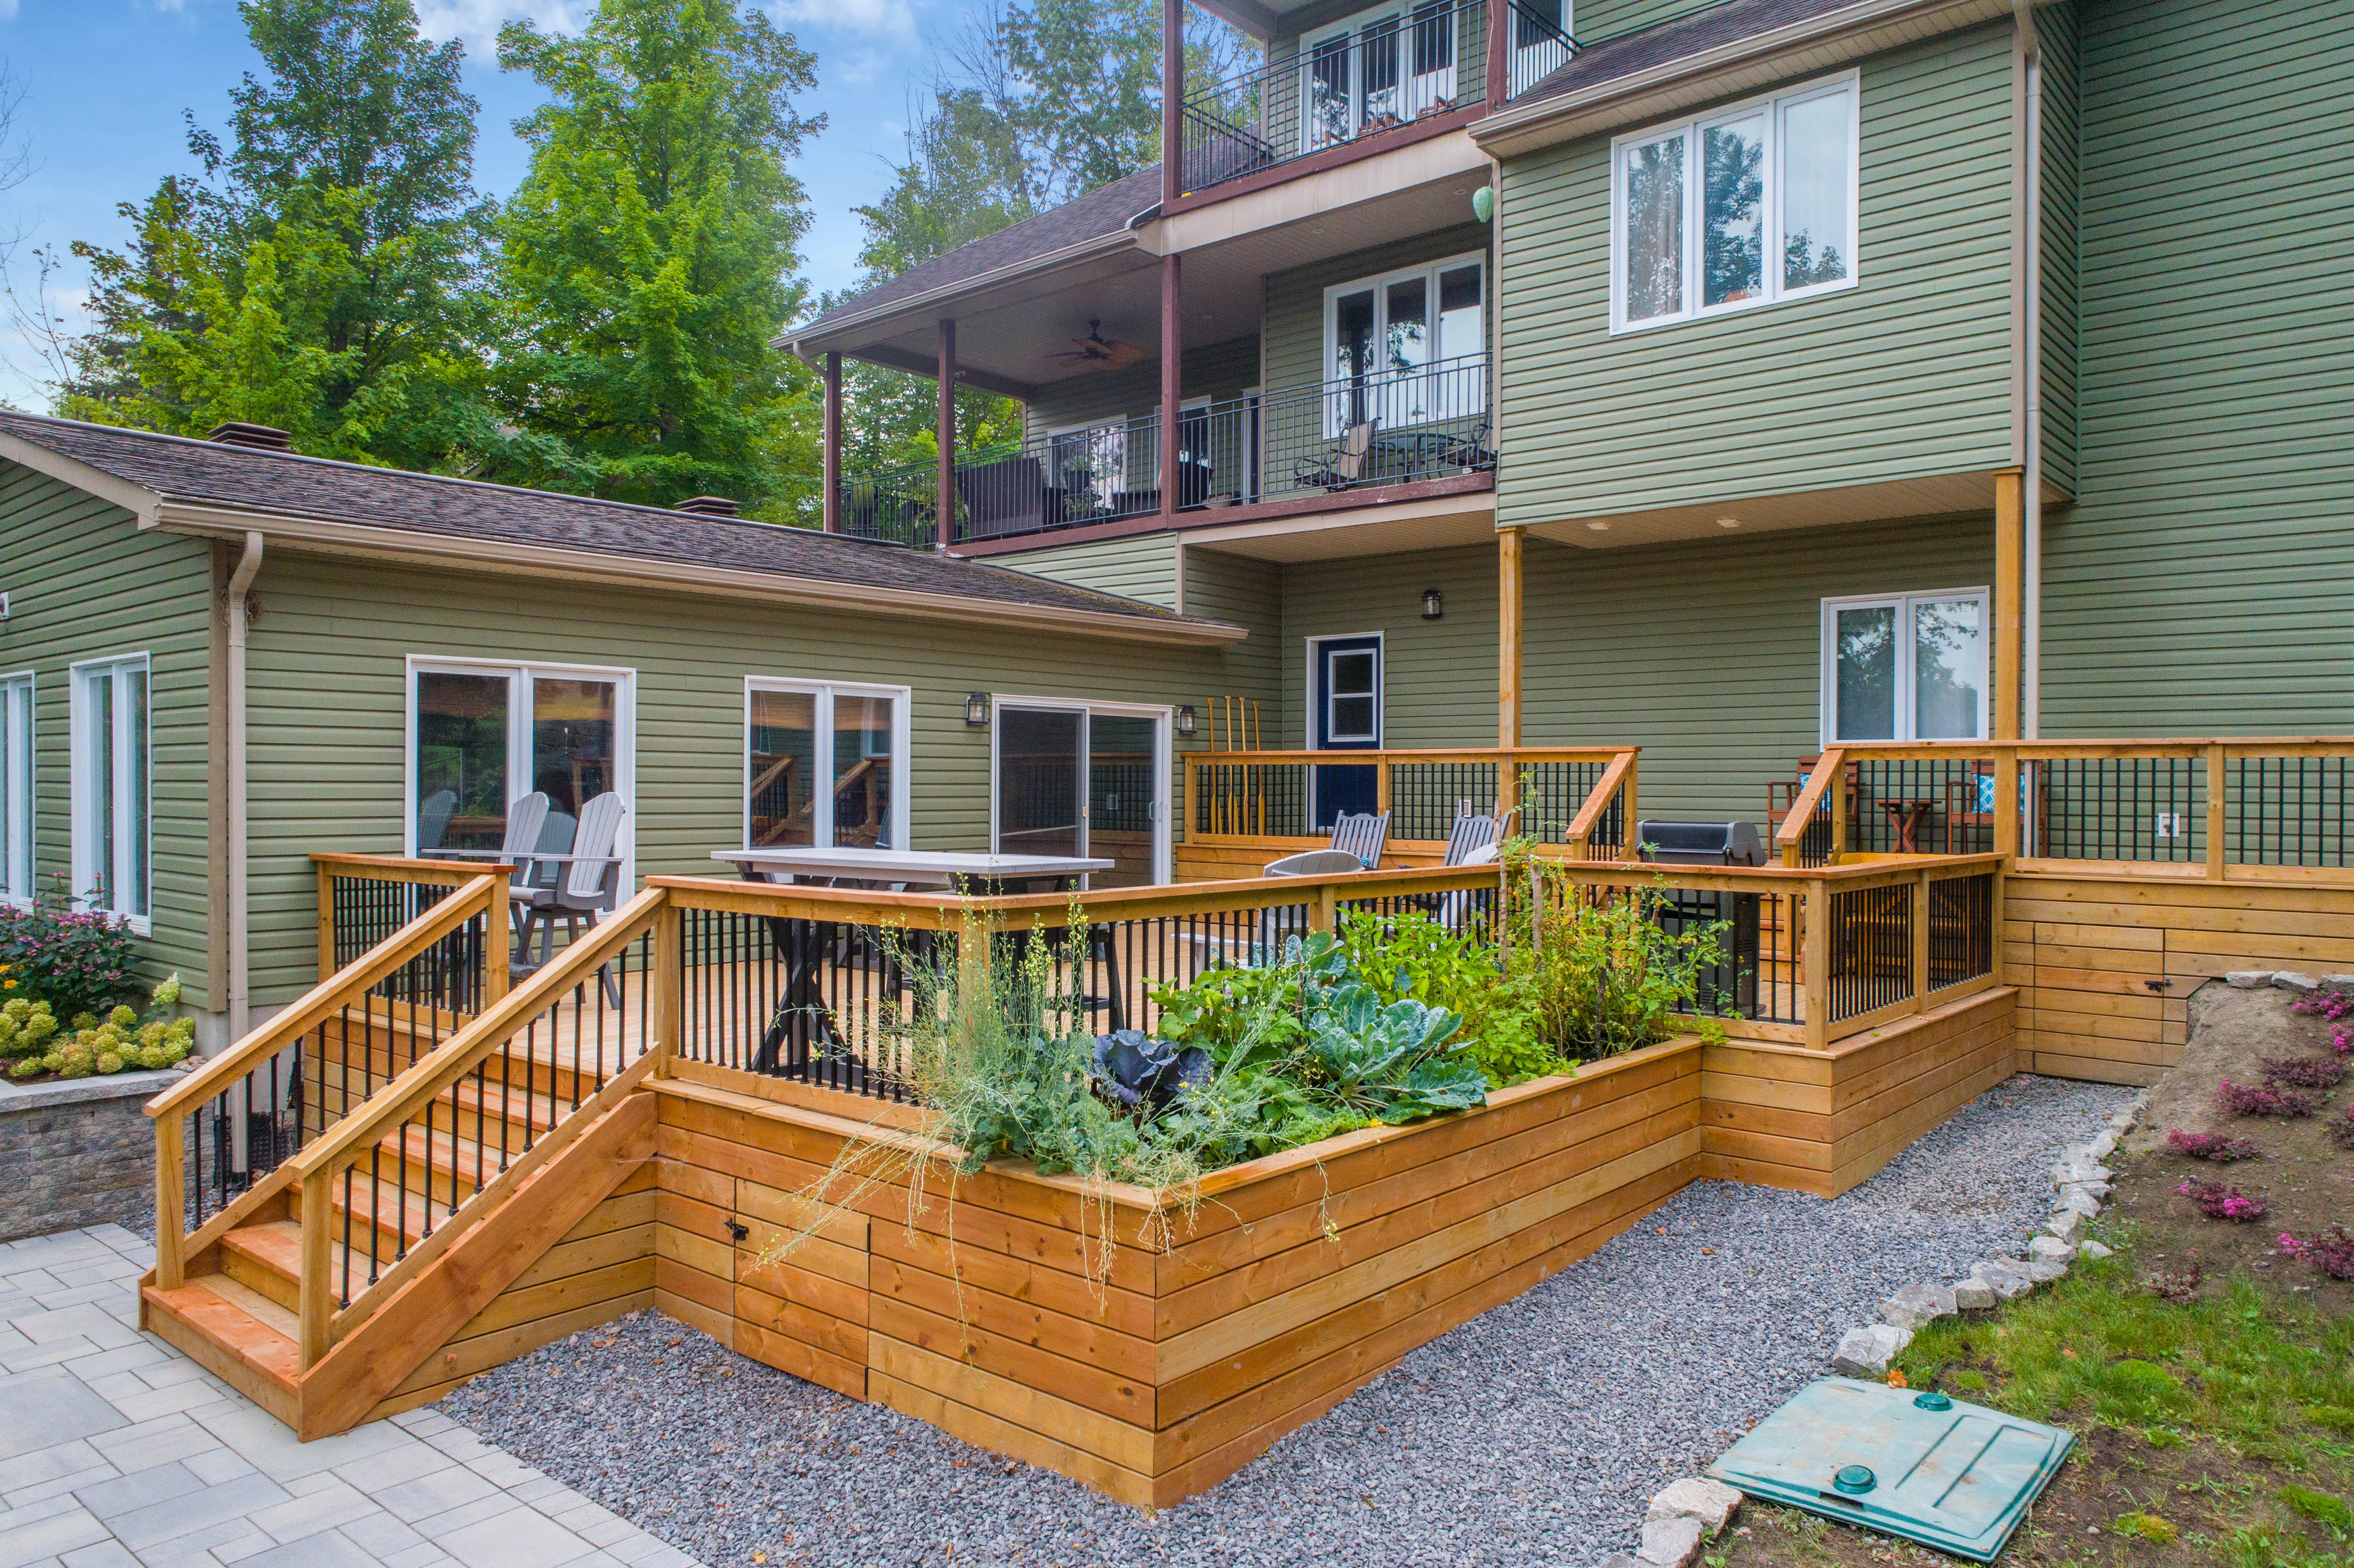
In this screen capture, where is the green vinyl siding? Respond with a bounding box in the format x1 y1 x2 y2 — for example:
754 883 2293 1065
241 550 1260 1006
1571 0 1711 44
2040 0 2354 735
1269 514 1995 818
2035 0 2081 497
999 534 1182 607
1496 24 2019 526
1179 548 1285 717
1022 336 1260 441
0 463 217 1005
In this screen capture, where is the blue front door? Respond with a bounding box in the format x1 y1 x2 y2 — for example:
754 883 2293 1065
1312 636 1381 829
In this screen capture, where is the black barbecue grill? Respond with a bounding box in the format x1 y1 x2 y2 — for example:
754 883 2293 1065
1634 819 1765 1019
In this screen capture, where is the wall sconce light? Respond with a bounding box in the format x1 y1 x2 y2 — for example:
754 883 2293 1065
1422 587 1444 621
965 691 990 727
1175 705 1197 738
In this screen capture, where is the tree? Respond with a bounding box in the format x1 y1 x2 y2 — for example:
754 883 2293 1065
54 0 493 469
486 0 823 514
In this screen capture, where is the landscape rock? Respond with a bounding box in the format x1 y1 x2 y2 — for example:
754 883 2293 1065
2051 1158 2112 1186
1880 1282 1958 1331
2055 1188 2103 1217
2044 1209 2087 1244
1953 1277 1998 1310
1598 1556 1642 1568
1833 1322 1911 1377
2087 1128 2119 1159
2272 971 2319 993
1972 1259 2034 1300
2322 975 2354 990
2022 1256 2070 1283
2227 970 2274 989
2027 1235 2076 1263
1637 1514 1706 1567
2078 1239 2114 1260
1648 1478 1743 1532
2059 1178 2112 1203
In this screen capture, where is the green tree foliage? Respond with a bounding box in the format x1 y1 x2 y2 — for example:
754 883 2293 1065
486 0 824 514
59 0 495 469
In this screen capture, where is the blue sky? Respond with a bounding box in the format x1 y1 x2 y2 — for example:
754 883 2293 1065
0 0 973 408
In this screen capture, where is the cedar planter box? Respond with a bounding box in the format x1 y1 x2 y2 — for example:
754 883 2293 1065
643 1037 1707 1506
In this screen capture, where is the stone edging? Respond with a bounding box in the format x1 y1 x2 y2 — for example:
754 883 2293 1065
1596 1087 2155 1568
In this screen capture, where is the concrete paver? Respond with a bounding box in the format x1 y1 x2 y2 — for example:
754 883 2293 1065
0 1229 702 1568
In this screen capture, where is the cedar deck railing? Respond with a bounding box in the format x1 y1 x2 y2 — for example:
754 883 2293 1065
1185 746 1638 857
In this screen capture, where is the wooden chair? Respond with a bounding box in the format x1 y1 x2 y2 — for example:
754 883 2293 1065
1944 763 2048 854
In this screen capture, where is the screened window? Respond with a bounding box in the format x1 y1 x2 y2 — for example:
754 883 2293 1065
1 673 29 906
72 656 150 926
1823 591 1988 745
1612 74 1858 331
745 681 909 850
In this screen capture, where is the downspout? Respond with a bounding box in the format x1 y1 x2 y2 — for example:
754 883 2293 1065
2015 0 2044 738
227 531 262 1042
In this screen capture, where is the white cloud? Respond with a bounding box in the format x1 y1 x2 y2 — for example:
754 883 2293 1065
0 0 21 20
766 0 915 40
415 0 591 54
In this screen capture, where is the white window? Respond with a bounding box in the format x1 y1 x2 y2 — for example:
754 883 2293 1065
1821 590 1989 745
71 656 150 929
1323 252 1486 432
1 672 30 906
1611 72 1859 333
406 658 635 879
745 680 910 851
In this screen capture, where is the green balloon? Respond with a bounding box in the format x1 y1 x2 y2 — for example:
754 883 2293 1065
1472 185 1495 223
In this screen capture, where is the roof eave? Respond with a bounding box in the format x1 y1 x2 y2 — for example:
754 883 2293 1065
1470 0 2018 158
145 501 1249 648
0 429 166 524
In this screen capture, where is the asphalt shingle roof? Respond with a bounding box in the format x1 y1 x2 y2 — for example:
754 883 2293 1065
0 412 1220 630
792 166 1162 341
1513 0 1872 107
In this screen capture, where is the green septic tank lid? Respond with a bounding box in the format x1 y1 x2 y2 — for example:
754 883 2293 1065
1707 1377 2074 1564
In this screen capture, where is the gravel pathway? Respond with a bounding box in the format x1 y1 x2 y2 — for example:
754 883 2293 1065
443 1073 2129 1568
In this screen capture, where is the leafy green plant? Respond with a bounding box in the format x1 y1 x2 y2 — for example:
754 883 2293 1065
1 976 194 1081
1336 909 1567 1087
0 875 145 1022
1498 844 1738 1057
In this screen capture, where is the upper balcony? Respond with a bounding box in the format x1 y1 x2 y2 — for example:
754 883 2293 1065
1176 0 1574 205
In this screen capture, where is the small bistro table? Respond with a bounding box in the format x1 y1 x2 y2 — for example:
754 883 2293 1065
707 847 1119 1075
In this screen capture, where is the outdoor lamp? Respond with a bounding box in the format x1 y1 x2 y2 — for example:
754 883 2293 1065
1175 705 1197 738
965 691 990 727
1422 587 1444 621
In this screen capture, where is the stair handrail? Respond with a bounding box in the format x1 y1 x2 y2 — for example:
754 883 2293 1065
1774 746 1847 866
144 873 509 1291
285 885 671 1363
1561 747 1639 858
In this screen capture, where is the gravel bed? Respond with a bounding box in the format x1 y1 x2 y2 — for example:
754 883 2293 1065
444 1073 2129 1568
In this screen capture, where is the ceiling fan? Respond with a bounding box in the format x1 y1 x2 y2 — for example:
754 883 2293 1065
1047 320 1145 371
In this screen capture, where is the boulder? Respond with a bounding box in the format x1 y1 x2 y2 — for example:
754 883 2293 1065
2055 1189 2102 1218
1833 1322 1911 1377
2022 1256 2070 1283
2059 1179 2112 1203
2087 1128 2120 1159
2321 975 2354 990
1953 1277 1998 1311
1972 1259 2034 1300
2273 971 2320 993
2078 1239 2114 1260
2051 1158 2112 1186
1649 1478 1743 1533
2027 1235 2076 1264
1880 1282 1959 1331
2044 1210 2087 1245
1638 1514 1705 1567
2227 970 2274 989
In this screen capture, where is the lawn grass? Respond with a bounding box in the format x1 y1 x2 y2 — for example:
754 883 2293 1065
1713 1224 2354 1568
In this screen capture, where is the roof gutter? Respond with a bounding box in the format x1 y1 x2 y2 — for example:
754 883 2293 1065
776 218 1154 361
145 502 1248 648
1470 0 2018 157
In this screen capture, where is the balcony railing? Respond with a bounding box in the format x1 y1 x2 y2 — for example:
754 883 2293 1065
837 354 1493 549
1178 0 1574 196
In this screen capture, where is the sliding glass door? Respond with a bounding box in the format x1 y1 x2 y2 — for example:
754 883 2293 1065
993 702 1169 886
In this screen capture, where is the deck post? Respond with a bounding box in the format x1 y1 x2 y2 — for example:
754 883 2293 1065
1163 0 1183 206
650 894 680 1077
316 861 336 983
1485 0 1511 107
484 879 510 1007
155 1117 185 1291
822 351 842 534
1497 528 1524 823
1803 878 1831 1050
936 320 957 550
1160 251 1182 522
1911 870 1931 1019
298 1168 331 1368
1994 468 2024 740
2205 742 2228 879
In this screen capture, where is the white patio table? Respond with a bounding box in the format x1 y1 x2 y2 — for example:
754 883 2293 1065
709 846 1114 893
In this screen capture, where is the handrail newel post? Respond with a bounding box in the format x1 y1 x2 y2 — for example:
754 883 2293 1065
1994 745 2021 861
1911 871 1931 1019
316 861 337 982
2205 742 2228 880
1803 878 1830 1050
1622 755 1637 855
650 893 681 1077
1827 755 1848 863
1375 754 1395 821
298 1166 331 1369
155 1116 186 1290
1311 883 1338 934
485 880 510 1006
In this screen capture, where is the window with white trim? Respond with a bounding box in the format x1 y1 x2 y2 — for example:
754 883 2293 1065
1 673 30 906
1822 590 1989 745
1323 252 1486 433
406 659 635 876
1612 73 1859 332
72 656 150 927
745 681 910 850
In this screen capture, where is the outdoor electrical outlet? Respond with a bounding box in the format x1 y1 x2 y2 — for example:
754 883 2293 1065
2156 812 2184 838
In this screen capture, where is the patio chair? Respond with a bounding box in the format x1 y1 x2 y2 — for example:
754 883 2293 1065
415 789 457 854
1294 421 1375 493
509 791 630 978
1261 810 1391 878
435 791 553 896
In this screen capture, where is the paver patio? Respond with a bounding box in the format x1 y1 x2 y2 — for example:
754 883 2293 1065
0 1226 703 1568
